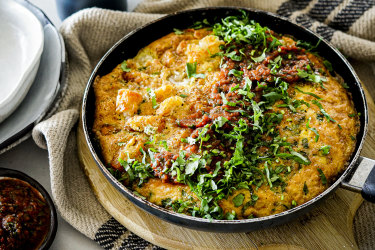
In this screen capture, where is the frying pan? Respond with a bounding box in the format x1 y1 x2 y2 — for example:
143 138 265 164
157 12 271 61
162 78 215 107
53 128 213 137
82 7 375 232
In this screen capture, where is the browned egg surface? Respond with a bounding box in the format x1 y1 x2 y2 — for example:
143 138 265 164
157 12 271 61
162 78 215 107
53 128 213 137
93 16 359 220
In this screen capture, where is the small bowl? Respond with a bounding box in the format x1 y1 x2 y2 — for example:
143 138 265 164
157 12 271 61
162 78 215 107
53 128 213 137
0 168 57 249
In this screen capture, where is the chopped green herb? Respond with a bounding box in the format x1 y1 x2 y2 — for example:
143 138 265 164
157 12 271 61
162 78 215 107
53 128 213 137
221 92 237 107
303 182 309 195
121 60 131 72
232 193 245 207
186 62 205 78
186 62 197 78
296 39 321 51
297 69 323 84
312 100 336 122
226 51 242 61
317 168 327 185
342 82 350 89
292 200 297 207
228 69 244 78
276 150 311 165
159 140 169 151
225 211 236 220
323 60 333 72
251 49 266 63
306 117 319 142
295 87 321 99
147 88 158 109
320 145 331 155
190 19 210 29
173 28 184 35
180 94 188 98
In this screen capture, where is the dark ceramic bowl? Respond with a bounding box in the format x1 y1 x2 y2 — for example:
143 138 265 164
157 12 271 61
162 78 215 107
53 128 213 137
0 168 58 249
82 7 375 232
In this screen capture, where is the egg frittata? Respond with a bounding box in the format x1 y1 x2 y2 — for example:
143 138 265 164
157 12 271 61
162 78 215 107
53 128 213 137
93 12 360 220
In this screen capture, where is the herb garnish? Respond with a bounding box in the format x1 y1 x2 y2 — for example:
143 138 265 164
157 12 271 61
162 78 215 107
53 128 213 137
147 88 158 109
232 193 245 207
295 87 321 99
186 62 205 78
173 28 184 35
323 60 333 72
297 69 323 84
306 117 319 142
121 60 131 72
303 182 309 195
317 168 327 185
312 100 336 122
320 145 331 155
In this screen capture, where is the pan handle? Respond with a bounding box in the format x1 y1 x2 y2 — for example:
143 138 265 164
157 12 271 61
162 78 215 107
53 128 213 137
341 156 375 203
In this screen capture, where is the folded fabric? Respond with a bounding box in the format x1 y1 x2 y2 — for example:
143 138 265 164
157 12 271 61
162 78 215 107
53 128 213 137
31 0 375 249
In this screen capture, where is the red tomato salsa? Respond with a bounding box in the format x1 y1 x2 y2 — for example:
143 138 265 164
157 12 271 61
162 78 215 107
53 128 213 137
0 178 50 250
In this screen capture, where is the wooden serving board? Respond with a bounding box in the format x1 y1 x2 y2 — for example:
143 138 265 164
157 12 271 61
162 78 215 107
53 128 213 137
77 86 375 250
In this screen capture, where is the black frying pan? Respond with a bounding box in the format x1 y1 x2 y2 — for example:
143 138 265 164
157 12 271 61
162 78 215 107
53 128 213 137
82 7 375 232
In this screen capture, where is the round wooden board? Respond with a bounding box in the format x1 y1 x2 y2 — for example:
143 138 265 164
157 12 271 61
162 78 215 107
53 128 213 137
77 86 375 249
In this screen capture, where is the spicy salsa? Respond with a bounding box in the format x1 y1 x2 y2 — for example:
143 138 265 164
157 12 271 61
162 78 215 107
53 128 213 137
0 178 50 250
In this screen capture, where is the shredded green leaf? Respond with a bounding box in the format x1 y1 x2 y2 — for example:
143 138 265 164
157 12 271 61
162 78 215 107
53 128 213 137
312 100 336 122
317 168 327 185
121 60 131 72
295 87 322 99
306 117 319 142
232 193 245 207
173 28 184 35
147 88 158 109
320 145 331 155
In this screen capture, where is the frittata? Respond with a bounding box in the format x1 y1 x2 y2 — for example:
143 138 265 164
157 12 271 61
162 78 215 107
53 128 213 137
93 12 360 220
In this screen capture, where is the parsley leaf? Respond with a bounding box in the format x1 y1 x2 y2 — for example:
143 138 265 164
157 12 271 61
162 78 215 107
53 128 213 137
306 117 319 142
147 88 158 109
173 28 184 35
317 168 327 185
232 193 245 207
277 150 311 165
323 60 333 72
186 62 197 78
303 182 309 195
251 49 266 63
228 69 244 78
312 100 336 122
320 145 331 155
295 87 322 99
297 69 323 83
186 62 205 78
121 60 131 72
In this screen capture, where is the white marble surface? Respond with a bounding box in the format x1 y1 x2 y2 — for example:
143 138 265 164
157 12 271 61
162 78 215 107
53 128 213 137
0 0 140 249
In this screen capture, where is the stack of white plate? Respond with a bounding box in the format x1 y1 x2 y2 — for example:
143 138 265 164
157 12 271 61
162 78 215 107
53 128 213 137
0 0 65 150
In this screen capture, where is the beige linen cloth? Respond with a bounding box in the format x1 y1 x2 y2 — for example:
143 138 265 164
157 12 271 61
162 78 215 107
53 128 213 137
29 0 375 249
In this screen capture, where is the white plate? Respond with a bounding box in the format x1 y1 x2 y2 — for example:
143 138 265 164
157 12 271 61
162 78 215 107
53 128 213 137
0 0 44 123
0 0 65 150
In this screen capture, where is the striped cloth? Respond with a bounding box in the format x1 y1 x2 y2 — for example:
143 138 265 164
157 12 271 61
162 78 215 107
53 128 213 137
31 0 375 249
